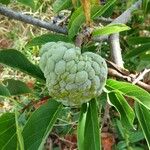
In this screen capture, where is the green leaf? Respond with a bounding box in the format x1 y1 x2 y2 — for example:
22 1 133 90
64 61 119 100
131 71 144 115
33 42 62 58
129 131 144 143
77 103 88 150
22 100 62 150
108 92 135 129
136 54 150 71
77 99 101 150
135 103 150 148
146 1 150 14
17 0 35 9
92 0 116 19
102 2 115 18
127 37 150 45
125 43 150 58
3 79 31 95
92 24 130 36
68 0 116 39
0 113 17 150
0 0 10 5
0 84 10 97
68 6 85 39
140 54 150 61
84 99 101 150
68 6 83 29
26 33 71 47
15 110 24 150
106 79 150 110
52 0 72 13
0 49 45 81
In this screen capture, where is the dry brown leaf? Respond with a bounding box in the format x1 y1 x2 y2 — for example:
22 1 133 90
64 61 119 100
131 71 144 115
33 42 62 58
81 0 91 26
102 132 115 150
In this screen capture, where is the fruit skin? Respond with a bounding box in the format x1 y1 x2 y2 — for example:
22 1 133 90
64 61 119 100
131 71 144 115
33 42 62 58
39 41 107 107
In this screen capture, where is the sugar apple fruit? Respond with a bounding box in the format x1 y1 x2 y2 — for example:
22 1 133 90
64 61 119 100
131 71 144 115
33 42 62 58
39 41 107 107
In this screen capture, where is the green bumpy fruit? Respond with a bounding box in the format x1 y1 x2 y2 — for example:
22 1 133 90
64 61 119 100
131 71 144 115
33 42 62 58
39 41 107 107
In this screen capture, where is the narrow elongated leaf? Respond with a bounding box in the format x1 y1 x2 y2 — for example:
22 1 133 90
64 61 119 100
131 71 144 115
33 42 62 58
106 79 150 110
68 7 83 29
135 103 150 148
142 0 150 14
0 113 17 150
77 104 88 150
125 43 150 58
92 24 130 36
22 100 62 150
52 0 72 13
0 84 10 97
68 0 116 39
3 79 31 95
127 37 150 45
108 92 135 129
146 1 150 13
140 54 150 61
92 0 116 19
0 49 45 81
84 99 101 150
26 33 71 47
68 7 85 39
15 110 24 150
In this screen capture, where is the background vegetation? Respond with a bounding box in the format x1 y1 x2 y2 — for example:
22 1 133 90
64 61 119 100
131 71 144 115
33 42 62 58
0 0 150 149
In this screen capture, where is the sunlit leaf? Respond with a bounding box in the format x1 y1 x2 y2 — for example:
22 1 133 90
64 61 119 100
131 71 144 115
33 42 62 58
108 92 135 129
77 103 88 150
106 79 150 110
84 99 101 150
92 24 130 36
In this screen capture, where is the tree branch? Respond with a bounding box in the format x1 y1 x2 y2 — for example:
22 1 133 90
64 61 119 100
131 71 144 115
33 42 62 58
104 0 142 67
109 33 123 67
92 0 142 42
95 17 114 23
0 5 67 34
111 0 142 24
0 0 142 37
